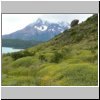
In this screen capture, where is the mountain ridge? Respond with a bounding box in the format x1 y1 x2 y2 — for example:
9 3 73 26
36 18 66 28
2 18 69 41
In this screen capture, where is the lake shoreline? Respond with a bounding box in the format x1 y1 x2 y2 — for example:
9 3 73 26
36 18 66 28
2 46 27 49
2 47 24 54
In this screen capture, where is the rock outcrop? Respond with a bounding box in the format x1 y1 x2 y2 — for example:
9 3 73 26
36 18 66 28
71 19 79 27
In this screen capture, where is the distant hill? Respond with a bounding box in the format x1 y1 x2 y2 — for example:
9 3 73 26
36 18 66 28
2 39 42 49
2 18 69 41
2 14 98 86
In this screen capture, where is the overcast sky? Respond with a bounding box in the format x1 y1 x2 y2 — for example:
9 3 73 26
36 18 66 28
2 14 93 35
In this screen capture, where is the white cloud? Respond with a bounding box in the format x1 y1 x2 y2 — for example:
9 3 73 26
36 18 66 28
2 14 42 35
2 14 93 35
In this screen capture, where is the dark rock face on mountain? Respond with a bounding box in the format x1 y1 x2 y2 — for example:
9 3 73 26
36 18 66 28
71 19 79 27
2 18 69 41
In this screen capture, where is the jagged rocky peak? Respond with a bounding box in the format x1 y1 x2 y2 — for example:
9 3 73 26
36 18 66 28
36 18 43 23
35 18 50 26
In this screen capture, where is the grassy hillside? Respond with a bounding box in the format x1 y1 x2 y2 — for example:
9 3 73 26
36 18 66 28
2 14 98 86
2 39 42 49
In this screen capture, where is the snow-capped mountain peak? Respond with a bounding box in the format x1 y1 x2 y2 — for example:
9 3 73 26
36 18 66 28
3 18 69 41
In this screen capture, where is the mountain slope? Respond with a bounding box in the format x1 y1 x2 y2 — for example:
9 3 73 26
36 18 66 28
2 14 98 86
2 18 69 41
2 39 42 49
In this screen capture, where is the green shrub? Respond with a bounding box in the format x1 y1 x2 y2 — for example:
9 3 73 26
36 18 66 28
2 76 35 86
10 50 35 60
50 51 63 63
39 54 47 62
9 57 34 68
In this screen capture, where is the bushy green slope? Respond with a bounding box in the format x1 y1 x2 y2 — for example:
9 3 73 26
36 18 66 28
2 14 98 86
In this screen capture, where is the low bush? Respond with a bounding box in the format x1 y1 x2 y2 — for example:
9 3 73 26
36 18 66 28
10 50 35 60
50 51 63 63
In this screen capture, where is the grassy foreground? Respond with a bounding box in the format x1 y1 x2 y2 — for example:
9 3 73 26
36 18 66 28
2 14 98 86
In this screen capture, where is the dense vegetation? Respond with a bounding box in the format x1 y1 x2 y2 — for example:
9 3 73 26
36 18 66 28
2 39 42 49
2 14 98 86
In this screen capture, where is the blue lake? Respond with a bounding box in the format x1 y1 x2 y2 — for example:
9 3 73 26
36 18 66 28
2 47 24 54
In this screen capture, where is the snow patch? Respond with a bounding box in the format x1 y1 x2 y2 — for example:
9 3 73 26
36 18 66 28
52 29 55 32
34 25 48 31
